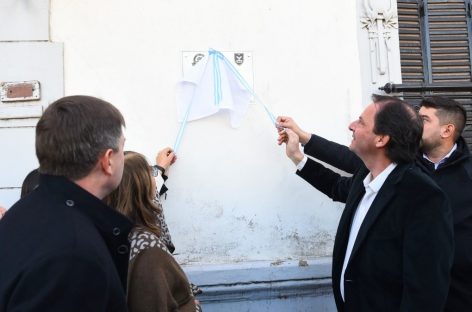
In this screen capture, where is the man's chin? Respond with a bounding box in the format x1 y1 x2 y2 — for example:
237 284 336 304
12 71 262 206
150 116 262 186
419 140 431 153
348 144 361 158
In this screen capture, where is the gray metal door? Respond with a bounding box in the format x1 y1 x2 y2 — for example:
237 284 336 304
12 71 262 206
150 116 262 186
0 0 63 207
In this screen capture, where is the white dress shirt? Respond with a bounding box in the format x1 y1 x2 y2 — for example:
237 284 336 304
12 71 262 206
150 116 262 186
340 162 397 301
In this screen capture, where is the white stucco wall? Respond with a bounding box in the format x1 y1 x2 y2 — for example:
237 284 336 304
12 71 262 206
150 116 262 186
48 0 363 265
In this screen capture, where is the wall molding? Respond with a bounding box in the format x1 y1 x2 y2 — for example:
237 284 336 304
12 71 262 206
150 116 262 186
184 258 334 307
360 0 399 84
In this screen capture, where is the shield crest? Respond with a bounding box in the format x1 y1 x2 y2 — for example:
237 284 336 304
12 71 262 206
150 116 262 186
234 53 244 66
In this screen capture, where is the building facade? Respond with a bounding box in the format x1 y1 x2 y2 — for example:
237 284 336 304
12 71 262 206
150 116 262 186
1 0 470 310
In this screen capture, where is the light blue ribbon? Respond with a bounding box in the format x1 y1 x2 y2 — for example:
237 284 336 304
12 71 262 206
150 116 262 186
173 88 195 153
208 48 276 124
212 51 222 107
174 49 276 153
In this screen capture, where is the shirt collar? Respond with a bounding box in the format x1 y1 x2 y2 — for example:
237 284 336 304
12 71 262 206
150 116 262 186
422 143 457 169
363 162 398 194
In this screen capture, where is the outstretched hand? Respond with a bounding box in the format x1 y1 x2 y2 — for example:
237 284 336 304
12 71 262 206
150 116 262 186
284 129 304 164
276 116 311 145
276 122 305 166
276 124 288 145
156 147 177 172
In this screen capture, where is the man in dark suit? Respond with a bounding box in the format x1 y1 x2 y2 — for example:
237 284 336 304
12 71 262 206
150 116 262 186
278 95 454 311
278 96 472 311
417 97 472 311
0 96 132 311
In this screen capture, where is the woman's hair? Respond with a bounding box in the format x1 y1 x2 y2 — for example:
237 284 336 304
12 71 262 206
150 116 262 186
105 151 161 236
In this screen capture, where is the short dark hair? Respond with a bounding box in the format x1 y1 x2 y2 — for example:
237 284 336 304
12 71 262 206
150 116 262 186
36 95 125 180
372 94 423 163
420 96 467 141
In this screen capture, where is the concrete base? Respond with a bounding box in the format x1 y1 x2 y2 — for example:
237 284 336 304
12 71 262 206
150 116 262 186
184 257 336 312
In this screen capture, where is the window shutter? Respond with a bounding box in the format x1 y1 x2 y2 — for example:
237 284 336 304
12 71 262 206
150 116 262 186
397 0 472 147
398 0 426 86
428 0 472 83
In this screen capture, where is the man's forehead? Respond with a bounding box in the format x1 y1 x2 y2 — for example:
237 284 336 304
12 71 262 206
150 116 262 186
419 106 437 115
362 103 377 117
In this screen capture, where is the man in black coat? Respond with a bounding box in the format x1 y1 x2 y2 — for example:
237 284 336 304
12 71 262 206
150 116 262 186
278 95 454 311
417 97 472 311
278 95 472 311
0 96 132 311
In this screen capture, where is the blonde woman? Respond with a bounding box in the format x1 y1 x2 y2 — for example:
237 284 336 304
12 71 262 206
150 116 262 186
106 150 200 312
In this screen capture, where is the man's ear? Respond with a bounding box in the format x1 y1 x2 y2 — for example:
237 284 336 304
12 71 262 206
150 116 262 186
99 149 114 176
376 134 390 148
441 124 455 139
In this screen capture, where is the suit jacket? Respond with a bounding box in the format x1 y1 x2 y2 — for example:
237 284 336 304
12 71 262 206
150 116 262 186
416 137 472 311
0 174 133 312
298 150 454 311
306 134 472 311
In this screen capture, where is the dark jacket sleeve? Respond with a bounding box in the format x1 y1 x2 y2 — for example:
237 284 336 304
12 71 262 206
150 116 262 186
304 134 363 174
400 180 454 311
127 247 196 312
7 250 121 312
297 157 355 203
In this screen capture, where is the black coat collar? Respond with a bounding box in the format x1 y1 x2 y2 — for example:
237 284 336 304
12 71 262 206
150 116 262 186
38 174 133 288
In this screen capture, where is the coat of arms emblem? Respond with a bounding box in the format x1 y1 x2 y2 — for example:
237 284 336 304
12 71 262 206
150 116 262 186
234 53 244 66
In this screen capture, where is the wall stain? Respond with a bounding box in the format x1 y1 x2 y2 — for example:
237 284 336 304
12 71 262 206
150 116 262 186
271 259 284 266
278 227 335 258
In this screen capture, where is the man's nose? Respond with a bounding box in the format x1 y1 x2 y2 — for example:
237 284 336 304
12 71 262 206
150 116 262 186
348 121 355 132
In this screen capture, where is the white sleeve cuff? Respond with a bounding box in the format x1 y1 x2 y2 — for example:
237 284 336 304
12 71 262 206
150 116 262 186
296 155 308 171
155 173 164 192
